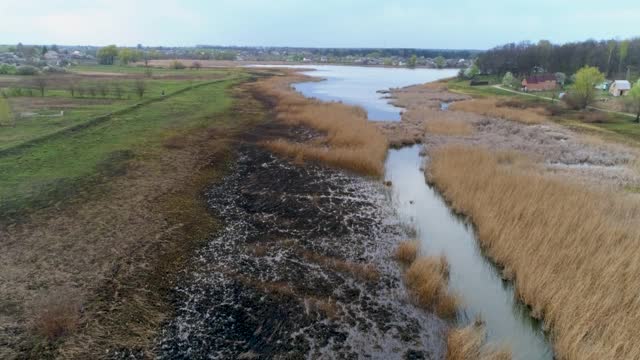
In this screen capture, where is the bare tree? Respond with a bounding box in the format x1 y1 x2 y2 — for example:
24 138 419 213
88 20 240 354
88 86 97 97
34 76 47 97
134 79 146 99
191 61 202 70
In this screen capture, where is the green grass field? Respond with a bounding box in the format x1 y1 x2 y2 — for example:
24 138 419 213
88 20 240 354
0 67 247 219
0 66 232 150
0 96 12 126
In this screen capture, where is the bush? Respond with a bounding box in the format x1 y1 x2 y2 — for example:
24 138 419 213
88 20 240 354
15 65 39 76
42 66 67 74
0 63 16 75
577 111 610 123
170 60 186 70
544 103 566 116
562 92 583 110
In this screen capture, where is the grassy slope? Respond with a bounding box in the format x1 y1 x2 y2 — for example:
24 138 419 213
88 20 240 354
0 73 243 219
0 69 228 150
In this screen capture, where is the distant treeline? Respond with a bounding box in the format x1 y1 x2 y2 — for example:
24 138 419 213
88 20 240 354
477 39 640 77
197 45 481 59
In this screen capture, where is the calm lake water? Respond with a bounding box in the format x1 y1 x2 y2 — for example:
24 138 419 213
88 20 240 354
288 65 554 359
258 65 457 121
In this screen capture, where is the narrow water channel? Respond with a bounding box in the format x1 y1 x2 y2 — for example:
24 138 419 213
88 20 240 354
385 145 553 360
286 65 555 359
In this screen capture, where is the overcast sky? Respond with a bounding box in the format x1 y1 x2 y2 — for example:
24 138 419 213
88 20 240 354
1 0 639 49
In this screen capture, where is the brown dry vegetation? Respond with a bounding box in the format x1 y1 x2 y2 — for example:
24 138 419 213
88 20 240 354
446 319 511 360
253 72 388 176
450 98 547 125
30 290 82 341
425 118 474 136
429 145 640 359
301 251 380 282
0 83 262 358
404 256 458 318
394 240 420 264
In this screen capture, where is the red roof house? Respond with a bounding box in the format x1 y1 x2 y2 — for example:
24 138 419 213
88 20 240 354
522 74 557 92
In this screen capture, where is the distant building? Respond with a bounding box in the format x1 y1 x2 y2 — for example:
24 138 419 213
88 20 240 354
522 74 557 92
609 80 631 96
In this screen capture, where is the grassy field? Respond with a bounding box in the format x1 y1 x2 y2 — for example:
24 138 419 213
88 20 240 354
0 71 243 219
0 67 232 150
0 96 12 126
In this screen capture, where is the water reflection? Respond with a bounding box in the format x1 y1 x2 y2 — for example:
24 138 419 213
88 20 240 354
261 65 458 121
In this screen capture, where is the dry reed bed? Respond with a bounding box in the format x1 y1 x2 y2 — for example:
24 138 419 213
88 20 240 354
428 145 640 359
450 98 547 125
404 256 458 318
446 320 511 360
425 116 475 136
393 241 508 358
394 240 420 264
253 72 388 176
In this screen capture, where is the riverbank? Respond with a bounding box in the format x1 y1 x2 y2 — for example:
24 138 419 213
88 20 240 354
0 69 264 358
388 80 640 358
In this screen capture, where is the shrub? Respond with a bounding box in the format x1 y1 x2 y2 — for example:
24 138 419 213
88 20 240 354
15 65 39 76
170 60 186 70
577 111 610 123
562 92 583 110
42 66 66 74
0 63 16 75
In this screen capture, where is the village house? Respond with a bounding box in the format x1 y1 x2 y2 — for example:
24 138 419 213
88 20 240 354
522 74 557 92
609 80 631 96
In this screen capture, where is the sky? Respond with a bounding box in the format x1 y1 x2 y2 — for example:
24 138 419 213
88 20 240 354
1 0 639 49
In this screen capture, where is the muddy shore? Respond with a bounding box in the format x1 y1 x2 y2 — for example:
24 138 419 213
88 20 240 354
156 121 447 359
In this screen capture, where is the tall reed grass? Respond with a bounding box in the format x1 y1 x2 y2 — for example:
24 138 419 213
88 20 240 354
446 319 511 360
253 72 388 176
425 118 474 136
450 98 547 125
404 255 458 318
429 145 640 359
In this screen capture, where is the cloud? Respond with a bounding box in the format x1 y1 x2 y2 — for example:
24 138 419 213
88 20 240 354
0 0 638 48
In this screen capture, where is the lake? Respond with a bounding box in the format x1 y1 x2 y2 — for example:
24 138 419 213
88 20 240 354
254 64 458 121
